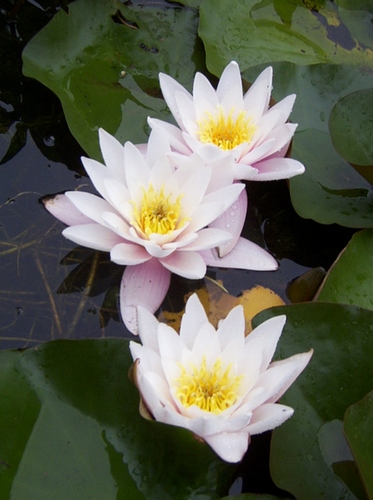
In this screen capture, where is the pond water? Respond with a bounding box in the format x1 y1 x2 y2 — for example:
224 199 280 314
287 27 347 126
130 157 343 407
0 1 355 351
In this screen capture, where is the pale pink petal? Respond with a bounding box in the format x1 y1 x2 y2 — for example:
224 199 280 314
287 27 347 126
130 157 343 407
81 157 114 200
200 237 278 271
111 242 151 265
145 127 172 166
265 350 313 403
98 128 125 180
179 293 209 348
65 191 119 224
243 66 273 120
246 315 287 373
253 157 305 181
204 430 250 463
136 306 162 352
184 227 232 251
217 61 244 111
120 259 171 334
246 403 294 436
193 71 219 114
147 118 191 155
208 188 247 257
175 91 199 136
62 224 123 251
124 141 151 196
161 250 206 279
268 94 296 124
216 305 245 350
159 73 192 129
42 193 92 226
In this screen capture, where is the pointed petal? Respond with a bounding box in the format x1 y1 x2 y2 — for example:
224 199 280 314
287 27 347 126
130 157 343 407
161 250 206 279
111 242 151 265
246 315 286 372
159 73 192 129
62 224 122 251
205 430 250 463
145 128 172 166
208 188 247 257
246 403 294 436
98 128 125 180
179 293 209 348
136 305 161 352
217 61 244 111
65 191 118 224
148 118 191 155
243 66 273 120
120 259 171 334
252 157 305 181
200 237 278 271
42 193 92 226
193 71 219 114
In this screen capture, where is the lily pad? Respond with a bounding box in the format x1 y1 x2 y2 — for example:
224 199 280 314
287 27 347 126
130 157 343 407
316 229 373 309
329 88 373 167
199 0 373 76
22 0 205 159
344 390 373 498
0 339 235 499
252 302 373 499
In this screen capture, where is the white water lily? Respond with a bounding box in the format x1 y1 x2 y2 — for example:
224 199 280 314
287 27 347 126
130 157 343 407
44 128 277 334
130 293 313 463
149 61 305 181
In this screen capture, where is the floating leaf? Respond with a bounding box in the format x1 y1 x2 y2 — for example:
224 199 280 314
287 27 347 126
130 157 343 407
344 390 373 498
316 229 373 310
159 280 284 334
252 302 373 499
22 0 205 159
286 267 326 303
0 339 235 499
199 0 373 75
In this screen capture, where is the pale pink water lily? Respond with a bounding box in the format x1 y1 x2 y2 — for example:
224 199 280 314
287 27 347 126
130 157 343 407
130 293 313 463
44 128 277 334
149 61 305 182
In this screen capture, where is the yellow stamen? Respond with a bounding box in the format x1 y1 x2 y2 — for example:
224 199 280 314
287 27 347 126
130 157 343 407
131 184 185 237
175 357 243 414
197 106 257 150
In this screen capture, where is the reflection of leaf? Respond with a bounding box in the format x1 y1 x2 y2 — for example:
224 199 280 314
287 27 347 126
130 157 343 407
159 280 284 334
0 122 27 165
253 302 373 499
22 0 206 160
0 340 235 498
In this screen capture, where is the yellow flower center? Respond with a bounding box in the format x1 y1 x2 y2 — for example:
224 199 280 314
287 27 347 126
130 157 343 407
197 107 257 150
175 357 243 414
131 184 184 237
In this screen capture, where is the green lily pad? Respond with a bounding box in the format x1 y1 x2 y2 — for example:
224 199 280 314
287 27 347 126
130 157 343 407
199 0 373 76
329 89 373 167
252 302 373 499
344 390 373 498
316 229 373 309
0 340 235 499
22 0 205 159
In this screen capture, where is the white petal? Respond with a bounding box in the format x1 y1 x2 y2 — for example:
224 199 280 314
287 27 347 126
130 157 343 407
65 191 118 225
124 141 151 197
159 72 192 129
137 306 161 352
184 228 232 251
99 128 125 180
208 188 247 257
160 250 206 279
205 430 250 463
119 259 171 334
62 224 122 251
193 71 219 113
265 349 313 403
200 237 278 271
81 156 114 200
243 66 273 120
145 127 172 166
246 315 287 372
179 293 209 348
111 242 151 265
217 61 244 111
43 193 92 226
246 403 294 436
252 157 305 181
148 118 191 155
216 305 245 350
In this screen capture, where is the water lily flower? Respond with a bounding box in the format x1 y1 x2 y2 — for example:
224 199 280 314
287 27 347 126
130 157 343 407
130 293 313 463
148 61 305 182
43 128 277 334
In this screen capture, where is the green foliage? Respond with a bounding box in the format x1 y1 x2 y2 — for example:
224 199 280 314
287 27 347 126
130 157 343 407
0 340 234 499
253 302 373 499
